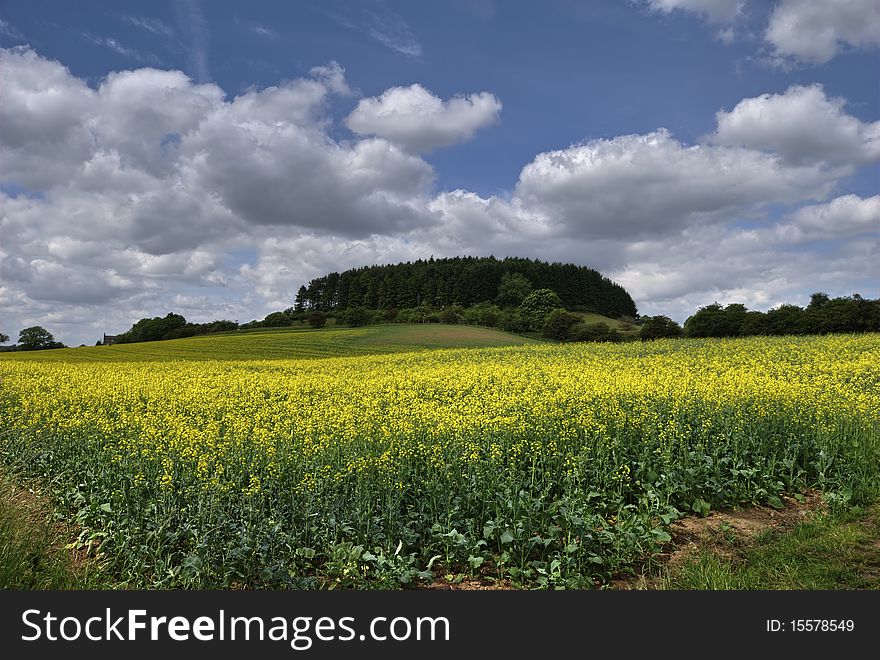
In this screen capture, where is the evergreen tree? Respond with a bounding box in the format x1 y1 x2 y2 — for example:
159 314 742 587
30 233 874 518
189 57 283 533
292 256 637 318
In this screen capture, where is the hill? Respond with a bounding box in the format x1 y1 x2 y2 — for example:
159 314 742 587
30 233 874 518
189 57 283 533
295 256 637 319
0 324 538 363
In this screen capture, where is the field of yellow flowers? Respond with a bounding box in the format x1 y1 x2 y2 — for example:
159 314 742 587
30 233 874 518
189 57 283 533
1 332 878 588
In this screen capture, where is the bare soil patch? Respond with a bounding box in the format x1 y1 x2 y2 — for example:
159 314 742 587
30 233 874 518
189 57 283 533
423 577 513 590
611 490 827 589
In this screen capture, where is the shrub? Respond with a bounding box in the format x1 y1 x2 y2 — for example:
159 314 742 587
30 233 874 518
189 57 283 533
462 302 501 328
307 311 327 328
339 307 372 327
440 306 464 325
639 315 683 340
499 310 528 333
542 309 581 341
573 322 613 343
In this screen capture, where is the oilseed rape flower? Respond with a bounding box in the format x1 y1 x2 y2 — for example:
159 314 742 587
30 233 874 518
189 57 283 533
0 333 877 588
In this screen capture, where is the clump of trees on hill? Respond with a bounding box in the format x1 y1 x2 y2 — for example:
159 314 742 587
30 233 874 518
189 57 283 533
681 293 879 339
293 256 638 319
114 313 239 344
99 257 638 346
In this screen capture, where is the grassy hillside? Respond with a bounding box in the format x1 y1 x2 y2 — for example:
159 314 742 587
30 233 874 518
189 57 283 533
0 324 539 363
574 312 638 332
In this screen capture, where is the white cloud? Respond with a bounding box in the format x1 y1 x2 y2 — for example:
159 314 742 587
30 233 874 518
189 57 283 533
95 68 224 175
308 61 351 97
612 222 879 321
187 131 435 235
515 129 837 239
249 24 278 40
363 11 421 57
346 84 502 153
80 32 160 65
0 48 442 341
643 0 744 24
716 26 736 44
174 0 210 83
0 48 97 189
120 15 174 38
713 84 880 165
766 0 880 64
0 47 876 345
0 18 24 40
330 4 423 57
776 194 880 242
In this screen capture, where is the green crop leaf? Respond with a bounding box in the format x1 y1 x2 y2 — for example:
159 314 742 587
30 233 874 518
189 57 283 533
692 498 711 517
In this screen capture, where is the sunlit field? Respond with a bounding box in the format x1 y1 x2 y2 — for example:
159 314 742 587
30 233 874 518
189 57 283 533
0 324 537 362
1 332 877 588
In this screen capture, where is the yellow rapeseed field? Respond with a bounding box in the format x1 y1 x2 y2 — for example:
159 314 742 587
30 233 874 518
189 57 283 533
0 333 877 588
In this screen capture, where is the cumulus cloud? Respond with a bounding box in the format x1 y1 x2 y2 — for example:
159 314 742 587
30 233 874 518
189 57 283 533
0 48 434 243
765 0 880 64
713 84 880 165
188 131 435 235
776 194 880 242
0 48 444 340
643 0 744 24
515 129 837 239
611 221 879 321
345 84 502 153
308 61 352 96
0 46 876 345
0 48 98 189
95 68 224 175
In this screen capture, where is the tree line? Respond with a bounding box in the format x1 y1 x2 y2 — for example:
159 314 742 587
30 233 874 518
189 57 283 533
85 290 880 348
638 293 880 340
5 290 875 352
293 256 638 319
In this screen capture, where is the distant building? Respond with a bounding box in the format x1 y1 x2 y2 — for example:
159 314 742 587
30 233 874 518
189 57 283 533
103 334 119 346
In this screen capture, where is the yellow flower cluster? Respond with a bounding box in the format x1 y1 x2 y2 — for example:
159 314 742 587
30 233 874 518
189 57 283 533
2 335 877 496
0 335 874 502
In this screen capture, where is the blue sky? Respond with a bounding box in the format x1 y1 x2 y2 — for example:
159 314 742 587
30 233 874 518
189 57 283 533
0 0 878 345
